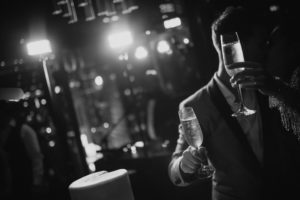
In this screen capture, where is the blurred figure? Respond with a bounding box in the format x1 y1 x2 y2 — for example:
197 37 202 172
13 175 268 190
230 12 300 137
169 6 300 200
0 102 45 200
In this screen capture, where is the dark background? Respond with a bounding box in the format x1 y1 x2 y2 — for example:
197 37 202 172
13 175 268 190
0 0 297 200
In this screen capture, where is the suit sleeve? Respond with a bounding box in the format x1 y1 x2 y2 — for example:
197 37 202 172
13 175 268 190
20 124 44 185
169 95 211 186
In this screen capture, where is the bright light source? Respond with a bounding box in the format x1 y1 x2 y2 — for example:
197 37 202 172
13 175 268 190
49 141 55 147
157 40 171 54
111 15 119 21
46 127 52 134
41 99 47 105
134 46 148 59
108 31 133 49
118 53 129 61
54 86 61 94
163 17 182 29
269 5 279 12
91 127 96 133
145 30 151 35
94 75 104 86
26 39 52 56
146 69 158 75
134 141 144 148
183 38 190 44
103 122 110 128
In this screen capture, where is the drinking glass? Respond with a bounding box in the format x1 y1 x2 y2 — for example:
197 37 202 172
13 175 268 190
178 107 214 178
220 32 256 117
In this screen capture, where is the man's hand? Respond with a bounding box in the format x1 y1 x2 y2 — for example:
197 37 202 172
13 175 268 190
180 146 206 174
228 61 282 96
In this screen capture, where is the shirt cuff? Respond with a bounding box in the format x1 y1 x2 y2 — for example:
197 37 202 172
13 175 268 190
169 156 190 186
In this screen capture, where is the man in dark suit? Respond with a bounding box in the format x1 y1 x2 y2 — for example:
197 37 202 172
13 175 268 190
168 6 300 200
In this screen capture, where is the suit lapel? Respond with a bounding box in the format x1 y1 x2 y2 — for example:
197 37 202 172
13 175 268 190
256 93 280 179
206 77 261 170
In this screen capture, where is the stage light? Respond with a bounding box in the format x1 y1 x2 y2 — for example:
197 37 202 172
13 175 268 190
26 39 52 56
94 75 104 86
163 17 182 29
134 46 148 60
157 40 171 54
26 39 53 99
108 30 133 49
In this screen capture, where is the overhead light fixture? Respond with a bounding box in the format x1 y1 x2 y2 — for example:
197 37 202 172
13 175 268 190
67 0 78 23
52 0 63 15
134 46 148 60
83 0 96 21
163 17 182 29
95 0 108 16
108 31 133 49
94 75 104 86
26 39 52 56
26 39 53 99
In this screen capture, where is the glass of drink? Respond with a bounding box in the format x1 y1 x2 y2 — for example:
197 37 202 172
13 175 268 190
178 106 214 178
220 32 256 117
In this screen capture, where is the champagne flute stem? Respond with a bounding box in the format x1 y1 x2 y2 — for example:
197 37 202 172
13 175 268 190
237 84 245 109
196 146 209 165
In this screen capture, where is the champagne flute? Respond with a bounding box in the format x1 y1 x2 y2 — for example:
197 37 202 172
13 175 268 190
178 107 214 178
220 32 256 117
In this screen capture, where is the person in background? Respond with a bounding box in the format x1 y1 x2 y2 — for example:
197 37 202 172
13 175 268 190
0 102 45 200
168 6 300 200
229 13 300 138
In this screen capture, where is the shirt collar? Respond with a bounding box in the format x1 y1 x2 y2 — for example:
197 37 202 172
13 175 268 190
213 73 236 106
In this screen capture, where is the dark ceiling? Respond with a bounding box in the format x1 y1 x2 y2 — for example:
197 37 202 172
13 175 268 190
0 0 296 64
0 0 163 63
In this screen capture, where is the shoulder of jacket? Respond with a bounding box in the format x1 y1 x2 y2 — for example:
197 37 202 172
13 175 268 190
179 86 210 110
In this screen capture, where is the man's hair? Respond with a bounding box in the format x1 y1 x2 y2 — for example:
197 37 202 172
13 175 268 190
211 6 267 50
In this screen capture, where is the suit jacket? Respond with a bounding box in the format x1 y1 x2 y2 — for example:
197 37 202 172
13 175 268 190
168 76 300 200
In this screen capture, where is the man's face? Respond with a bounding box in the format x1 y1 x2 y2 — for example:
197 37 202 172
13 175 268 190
241 26 269 64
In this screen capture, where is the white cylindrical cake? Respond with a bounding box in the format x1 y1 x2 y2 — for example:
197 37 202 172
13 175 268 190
69 169 134 200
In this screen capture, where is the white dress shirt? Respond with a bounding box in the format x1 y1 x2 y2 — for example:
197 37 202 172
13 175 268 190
214 74 264 164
